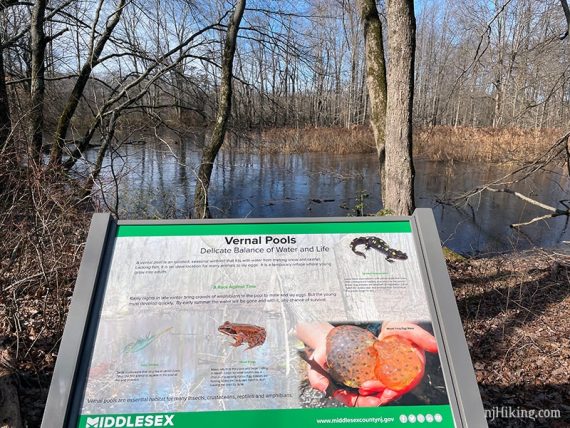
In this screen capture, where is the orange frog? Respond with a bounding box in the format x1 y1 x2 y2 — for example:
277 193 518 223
218 321 266 350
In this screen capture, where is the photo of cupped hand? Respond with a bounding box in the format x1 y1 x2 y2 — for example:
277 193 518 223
295 321 448 408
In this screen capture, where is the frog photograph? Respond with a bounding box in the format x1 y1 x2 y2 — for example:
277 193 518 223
217 321 267 350
295 321 449 408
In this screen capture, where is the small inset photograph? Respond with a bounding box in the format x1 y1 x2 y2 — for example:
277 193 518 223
295 321 449 408
218 320 267 350
349 236 408 263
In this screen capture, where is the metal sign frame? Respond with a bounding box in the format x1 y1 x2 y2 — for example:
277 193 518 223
41 209 487 427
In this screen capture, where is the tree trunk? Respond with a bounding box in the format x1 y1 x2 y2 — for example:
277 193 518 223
358 0 388 202
0 1 21 152
193 0 246 219
87 111 118 190
384 0 416 215
49 0 126 165
29 0 48 161
560 0 570 39
0 46 11 151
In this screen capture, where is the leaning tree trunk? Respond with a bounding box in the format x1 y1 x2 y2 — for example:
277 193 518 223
89 111 118 188
29 0 48 161
193 0 246 218
383 0 416 215
358 0 388 205
49 0 126 165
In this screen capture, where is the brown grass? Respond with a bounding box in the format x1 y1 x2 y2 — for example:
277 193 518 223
414 126 563 163
252 126 376 155
242 125 564 162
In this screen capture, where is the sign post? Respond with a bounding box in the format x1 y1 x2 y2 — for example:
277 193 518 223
42 209 487 427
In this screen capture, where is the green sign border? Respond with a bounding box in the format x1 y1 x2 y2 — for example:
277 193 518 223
78 404 454 428
117 221 412 237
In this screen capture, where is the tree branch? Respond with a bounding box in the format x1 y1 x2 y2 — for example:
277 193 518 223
442 131 570 228
45 27 68 43
511 213 568 228
485 187 566 214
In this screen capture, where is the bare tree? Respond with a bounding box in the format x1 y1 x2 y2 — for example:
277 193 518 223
61 12 224 170
49 0 126 165
0 43 11 151
29 0 70 160
358 0 387 202
0 0 20 151
29 0 48 161
193 0 246 219
384 0 416 215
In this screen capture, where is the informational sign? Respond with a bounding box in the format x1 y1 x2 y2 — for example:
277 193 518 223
42 211 488 428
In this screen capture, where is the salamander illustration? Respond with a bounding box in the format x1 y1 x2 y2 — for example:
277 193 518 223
350 236 408 262
123 327 173 353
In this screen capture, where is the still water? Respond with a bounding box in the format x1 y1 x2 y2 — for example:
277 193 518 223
82 140 570 255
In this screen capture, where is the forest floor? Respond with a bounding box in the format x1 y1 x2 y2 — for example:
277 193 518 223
2 227 569 426
449 251 570 427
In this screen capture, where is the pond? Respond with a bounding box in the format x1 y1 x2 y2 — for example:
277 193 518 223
81 137 570 255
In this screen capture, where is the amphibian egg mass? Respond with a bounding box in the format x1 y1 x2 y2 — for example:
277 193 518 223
325 325 424 392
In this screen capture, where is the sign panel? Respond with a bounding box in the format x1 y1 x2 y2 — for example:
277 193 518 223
42 211 487 428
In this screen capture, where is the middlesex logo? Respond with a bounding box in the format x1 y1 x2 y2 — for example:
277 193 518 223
85 415 175 427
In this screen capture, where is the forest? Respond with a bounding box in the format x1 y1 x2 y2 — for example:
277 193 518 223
2 1 570 153
1 0 570 426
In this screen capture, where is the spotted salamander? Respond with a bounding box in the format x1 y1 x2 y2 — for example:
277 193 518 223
350 236 408 262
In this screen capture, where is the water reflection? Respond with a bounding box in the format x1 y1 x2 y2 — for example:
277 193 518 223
82 139 570 255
